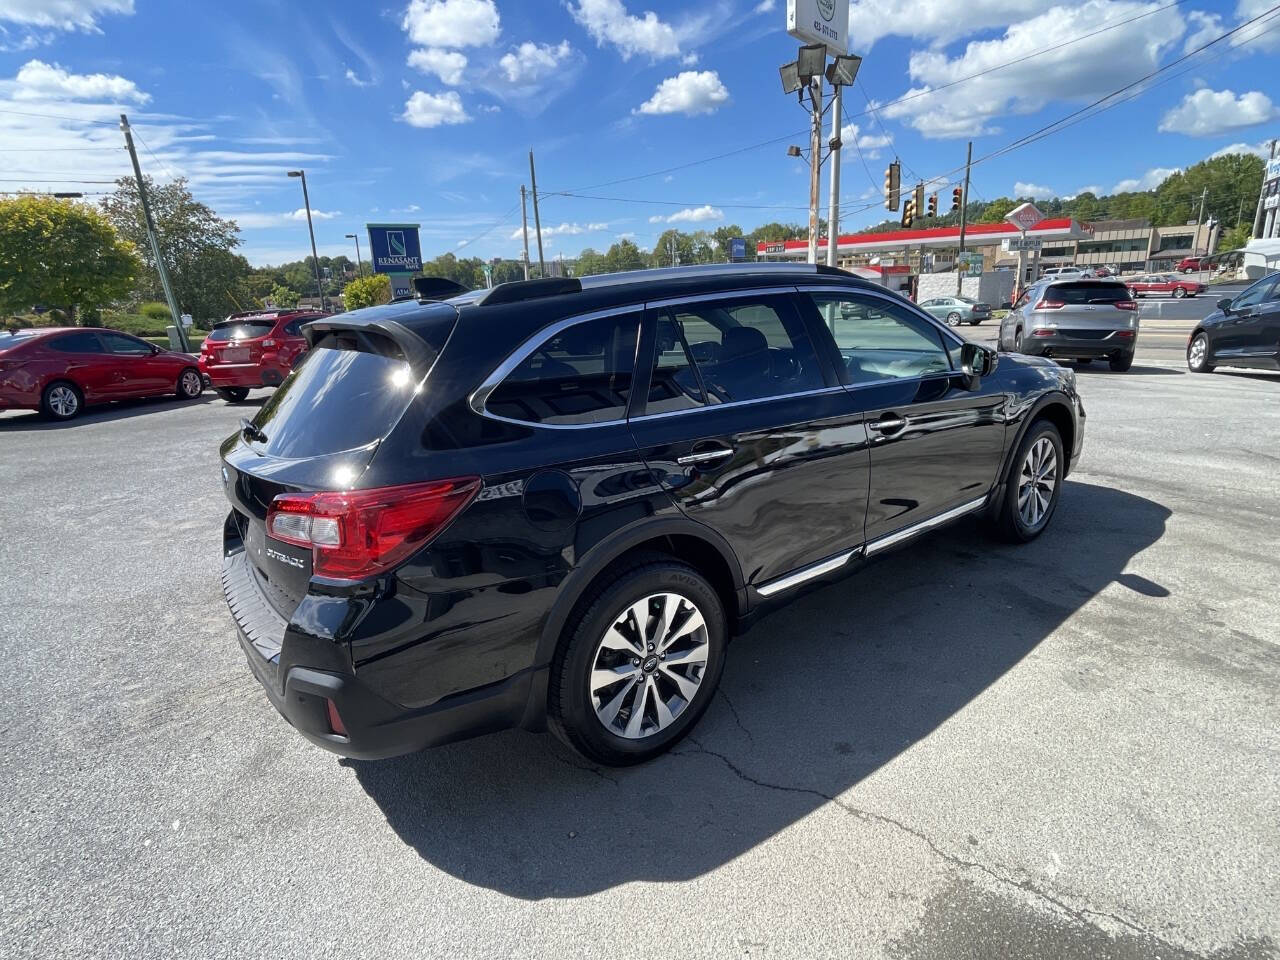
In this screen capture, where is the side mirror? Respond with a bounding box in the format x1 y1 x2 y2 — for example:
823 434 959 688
960 342 997 389
1216 297 1233 314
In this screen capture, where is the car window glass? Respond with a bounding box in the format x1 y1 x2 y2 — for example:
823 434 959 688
646 313 705 414
46 331 104 354
485 312 639 425
283 321 301 336
666 295 824 404
208 319 276 342
1012 289 1032 310
100 332 152 355
808 294 952 383
1231 276 1277 309
1047 282 1129 304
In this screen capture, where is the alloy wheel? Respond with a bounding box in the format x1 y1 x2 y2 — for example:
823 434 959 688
1189 335 1207 369
947 312 962 326
48 385 78 418
589 592 709 740
181 370 202 397
1018 436 1058 528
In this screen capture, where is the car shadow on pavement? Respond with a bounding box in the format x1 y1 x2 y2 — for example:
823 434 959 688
346 480 1170 900
0 393 219 430
1071 364 1183 376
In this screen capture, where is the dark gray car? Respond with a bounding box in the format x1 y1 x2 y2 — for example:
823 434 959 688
999 279 1139 371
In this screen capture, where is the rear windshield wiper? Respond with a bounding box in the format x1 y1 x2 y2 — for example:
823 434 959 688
240 418 267 444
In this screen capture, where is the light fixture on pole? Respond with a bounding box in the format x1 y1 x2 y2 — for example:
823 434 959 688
287 169 326 311
786 145 802 157
344 233 363 277
823 54 862 268
779 61 802 95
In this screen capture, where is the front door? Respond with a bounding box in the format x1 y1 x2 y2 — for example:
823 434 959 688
99 332 169 395
1217 274 1280 363
627 290 870 588
799 289 1008 544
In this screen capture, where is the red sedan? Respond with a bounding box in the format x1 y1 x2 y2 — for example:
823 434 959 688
199 309 322 402
1126 274 1206 299
0 327 203 421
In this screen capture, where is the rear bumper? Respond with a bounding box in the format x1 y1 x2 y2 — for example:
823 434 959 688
1027 333 1134 359
199 359 288 388
222 546 533 760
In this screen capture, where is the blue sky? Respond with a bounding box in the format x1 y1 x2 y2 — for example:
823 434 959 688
1 0 1277 266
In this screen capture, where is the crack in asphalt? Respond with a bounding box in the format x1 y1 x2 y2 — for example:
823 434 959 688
545 746 620 786
716 688 755 743
676 736 1151 940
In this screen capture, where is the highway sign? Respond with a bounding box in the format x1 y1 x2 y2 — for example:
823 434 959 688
1004 202 1045 232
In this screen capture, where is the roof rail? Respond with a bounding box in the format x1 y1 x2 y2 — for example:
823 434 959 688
577 261 841 290
475 276 582 306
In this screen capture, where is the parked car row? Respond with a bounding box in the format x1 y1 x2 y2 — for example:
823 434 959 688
0 309 326 421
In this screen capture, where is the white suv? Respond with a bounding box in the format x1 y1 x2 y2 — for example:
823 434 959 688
1042 266 1087 280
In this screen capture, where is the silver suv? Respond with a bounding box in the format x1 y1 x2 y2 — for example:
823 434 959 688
999 279 1139 371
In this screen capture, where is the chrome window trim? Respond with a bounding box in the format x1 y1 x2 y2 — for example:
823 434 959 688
468 305 644 430
643 284 802 311
757 547 863 598
864 495 988 556
630 385 848 423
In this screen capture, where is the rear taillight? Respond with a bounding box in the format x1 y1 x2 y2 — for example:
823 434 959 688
266 477 481 581
1114 330 1135 339
262 339 276 347
1034 299 1065 310
325 699 348 737
1115 300 1136 310
1031 328 1056 337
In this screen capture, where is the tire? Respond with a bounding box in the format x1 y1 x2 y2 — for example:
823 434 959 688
946 312 962 326
969 319 981 326
215 386 250 403
1109 350 1135 372
176 367 203 400
548 554 727 766
41 380 83 421
1173 286 1186 299
1187 332 1215 373
1013 328 1024 352
990 419 1064 543
1183 267 1194 274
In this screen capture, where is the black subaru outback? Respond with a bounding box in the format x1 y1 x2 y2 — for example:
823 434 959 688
220 263 1084 766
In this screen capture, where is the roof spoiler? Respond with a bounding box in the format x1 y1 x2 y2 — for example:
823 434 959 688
303 312 446 370
413 276 471 301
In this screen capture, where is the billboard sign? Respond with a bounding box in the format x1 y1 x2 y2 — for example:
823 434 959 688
367 223 423 274
1266 157 1280 182
729 237 747 260
787 0 849 55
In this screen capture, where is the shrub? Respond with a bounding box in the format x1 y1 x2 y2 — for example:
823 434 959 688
342 274 392 311
139 301 171 320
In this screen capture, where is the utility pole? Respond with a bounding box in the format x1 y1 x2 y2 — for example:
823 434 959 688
345 233 363 276
287 170 325 310
119 113 186 351
956 139 972 295
1253 139 1276 239
825 82 842 268
807 75 824 265
528 150 546 277
519 185 531 281
1193 187 1208 256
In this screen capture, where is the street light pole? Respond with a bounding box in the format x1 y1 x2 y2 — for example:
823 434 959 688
345 233 363 277
825 81 842 268
807 75 823 265
288 170 326 311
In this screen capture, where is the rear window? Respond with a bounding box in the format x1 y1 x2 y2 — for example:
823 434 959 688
0 330 40 350
209 319 276 341
1048 282 1129 304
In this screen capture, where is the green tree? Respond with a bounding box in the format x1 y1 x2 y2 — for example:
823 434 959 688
575 247 609 276
1217 222 1252 252
0 195 140 320
100 176 244 323
977 197 1018 223
269 284 300 308
604 238 645 273
1152 153 1264 228
342 273 391 311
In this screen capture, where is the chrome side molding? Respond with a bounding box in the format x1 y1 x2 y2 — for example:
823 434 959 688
757 548 862 598
864 496 988 556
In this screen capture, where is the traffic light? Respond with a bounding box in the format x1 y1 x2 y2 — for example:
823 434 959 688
951 186 963 214
927 193 938 218
884 161 901 212
913 182 925 220
901 195 915 228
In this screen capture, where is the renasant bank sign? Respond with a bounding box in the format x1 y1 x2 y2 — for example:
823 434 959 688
787 0 849 55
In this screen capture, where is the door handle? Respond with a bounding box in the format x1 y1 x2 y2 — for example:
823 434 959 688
677 447 734 466
868 416 907 434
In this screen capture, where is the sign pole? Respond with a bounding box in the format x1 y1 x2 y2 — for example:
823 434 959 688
956 139 972 296
825 81 842 268
807 74 823 265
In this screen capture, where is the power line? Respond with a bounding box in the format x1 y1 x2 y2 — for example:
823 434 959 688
0 107 118 126
0 177 120 183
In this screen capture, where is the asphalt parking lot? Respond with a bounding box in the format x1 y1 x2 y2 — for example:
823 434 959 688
2 346 1277 958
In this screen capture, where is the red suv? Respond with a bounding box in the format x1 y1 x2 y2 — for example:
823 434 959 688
0 327 203 421
199 310 324 402
1176 257 1204 273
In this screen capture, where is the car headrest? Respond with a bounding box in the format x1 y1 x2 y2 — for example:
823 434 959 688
721 326 767 361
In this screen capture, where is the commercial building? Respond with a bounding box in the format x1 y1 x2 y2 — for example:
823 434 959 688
1258 152 1280 240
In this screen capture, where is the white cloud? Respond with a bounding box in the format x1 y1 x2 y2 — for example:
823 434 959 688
508 220 608 240
635 70 728 116
847 0 1045 47
1183 10 1224 53
1209 140 1273 160
1159 88 1278 137
839 122 892 158
1063 185 1102 199
225 209 342 229
401 90 470 127
285 208 340 221
13 58 149 102
881 1 1187 139
567 0 682 60
753 0 776 12
0 0 133 32
344 68 373 88
1112 166 1179 192
498 40 573 85
402 0 499 48
649 205 724 224
407 47 468 85
1014 181 1055 199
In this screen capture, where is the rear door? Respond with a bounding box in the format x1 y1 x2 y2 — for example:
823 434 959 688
627 289 869 587
800 287 1007 545
42 331 116 400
